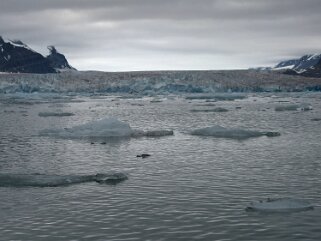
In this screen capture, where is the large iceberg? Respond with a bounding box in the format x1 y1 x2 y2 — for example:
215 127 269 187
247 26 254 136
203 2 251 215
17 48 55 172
246 198 313 212
191 125 280 139
40 117 133 138
40 117 174 139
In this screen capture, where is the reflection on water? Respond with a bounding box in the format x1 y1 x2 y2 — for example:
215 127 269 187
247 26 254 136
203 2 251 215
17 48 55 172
0 93 321 240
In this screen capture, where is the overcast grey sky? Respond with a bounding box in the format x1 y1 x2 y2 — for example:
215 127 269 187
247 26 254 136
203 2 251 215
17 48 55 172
1 0 320 71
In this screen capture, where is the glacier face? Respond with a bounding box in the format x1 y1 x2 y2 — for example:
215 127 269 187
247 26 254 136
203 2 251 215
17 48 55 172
0 70 320 94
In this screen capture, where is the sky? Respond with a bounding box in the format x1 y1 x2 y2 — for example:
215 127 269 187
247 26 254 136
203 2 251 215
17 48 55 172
1 0 321 71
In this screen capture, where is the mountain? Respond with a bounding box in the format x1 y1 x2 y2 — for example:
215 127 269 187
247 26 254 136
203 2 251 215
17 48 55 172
298 59 321 78
0 36 75 73
274 54 321 77
0 36 56 73
46 46 76 72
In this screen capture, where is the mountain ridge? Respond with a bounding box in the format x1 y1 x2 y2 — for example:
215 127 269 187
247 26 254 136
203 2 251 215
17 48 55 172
274 54 321 77
0 36 75 73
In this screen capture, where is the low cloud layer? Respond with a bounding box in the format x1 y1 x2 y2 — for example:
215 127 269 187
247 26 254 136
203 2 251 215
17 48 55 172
1 0 320 71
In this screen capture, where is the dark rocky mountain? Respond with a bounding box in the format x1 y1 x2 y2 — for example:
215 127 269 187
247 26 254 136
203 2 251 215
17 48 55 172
274 54 321 78
274 58 300 69
296 59 321 78
0 36 75 73
47 46 76 71
0 36 55 73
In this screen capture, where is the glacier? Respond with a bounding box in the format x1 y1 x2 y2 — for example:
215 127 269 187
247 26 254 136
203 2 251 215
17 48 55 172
1 70 321 95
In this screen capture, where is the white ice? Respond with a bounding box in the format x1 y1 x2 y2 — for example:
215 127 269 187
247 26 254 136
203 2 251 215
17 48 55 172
40 117 133 138
40 117 174 139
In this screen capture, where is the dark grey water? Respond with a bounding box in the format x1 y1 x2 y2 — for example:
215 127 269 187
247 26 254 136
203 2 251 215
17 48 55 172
1 93 321 240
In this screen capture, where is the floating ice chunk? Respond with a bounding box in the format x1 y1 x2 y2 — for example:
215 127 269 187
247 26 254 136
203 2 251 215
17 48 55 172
194 103 216 107
150 98 163 103
40 117 173 139
299 103 313 111
0 172 128 187
94 172 128 184
311 118 321 121
191 125 280 139
143 130 174 137
246 198 313 212
186 94 246 101
38 112 75 117
275 104 300 111
275 103 313 111
132 129 174 137
40 117 133 138
190 107 228 113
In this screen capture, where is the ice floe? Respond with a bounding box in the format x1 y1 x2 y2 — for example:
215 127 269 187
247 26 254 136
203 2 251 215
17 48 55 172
246 198 313 212
190 107 228 113
38 112 75 117
311 118 321 121
40 117 133 138
40 117 174 139
186 93 246 101
275 103 313 111
0 172 128 187
132 130 174 137
190 125 280 139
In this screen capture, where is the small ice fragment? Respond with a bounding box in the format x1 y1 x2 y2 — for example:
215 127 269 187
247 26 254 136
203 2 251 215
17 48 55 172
38 112 75 117
191 125 280 140
246 198 313 212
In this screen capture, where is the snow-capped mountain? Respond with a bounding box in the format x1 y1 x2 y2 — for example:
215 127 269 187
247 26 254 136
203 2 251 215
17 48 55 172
274 54 321 77
0 36 75 73
297 58 321 78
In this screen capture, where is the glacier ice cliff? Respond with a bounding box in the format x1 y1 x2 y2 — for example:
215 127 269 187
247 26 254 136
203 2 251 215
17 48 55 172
1 70 321 94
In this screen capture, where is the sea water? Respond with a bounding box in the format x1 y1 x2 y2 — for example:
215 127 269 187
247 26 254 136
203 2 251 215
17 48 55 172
1 93 321 240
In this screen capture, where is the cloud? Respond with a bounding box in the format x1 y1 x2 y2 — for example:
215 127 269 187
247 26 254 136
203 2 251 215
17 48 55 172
1 0 321 71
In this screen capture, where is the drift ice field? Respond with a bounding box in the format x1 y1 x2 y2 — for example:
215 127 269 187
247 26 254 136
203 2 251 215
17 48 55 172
1 92 321 240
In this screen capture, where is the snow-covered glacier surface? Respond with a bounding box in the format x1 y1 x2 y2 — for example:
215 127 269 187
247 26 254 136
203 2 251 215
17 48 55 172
1 92 321 241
